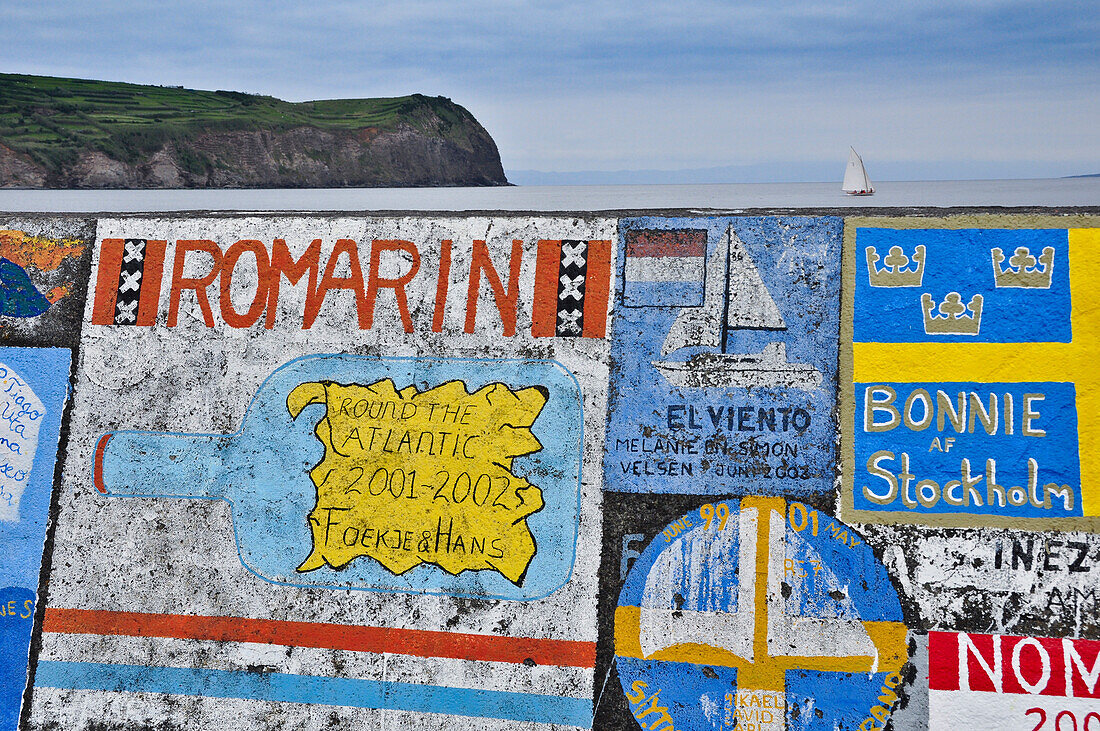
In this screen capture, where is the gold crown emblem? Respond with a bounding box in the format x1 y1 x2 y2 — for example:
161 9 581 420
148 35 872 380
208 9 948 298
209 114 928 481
922 292 983 335
866 245 925 287
992 246 1054 289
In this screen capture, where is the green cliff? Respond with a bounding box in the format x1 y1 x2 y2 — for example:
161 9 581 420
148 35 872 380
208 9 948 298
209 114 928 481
0 74 508 188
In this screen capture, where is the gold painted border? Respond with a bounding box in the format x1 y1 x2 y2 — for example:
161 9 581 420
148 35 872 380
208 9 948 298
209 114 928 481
838 214 1100 532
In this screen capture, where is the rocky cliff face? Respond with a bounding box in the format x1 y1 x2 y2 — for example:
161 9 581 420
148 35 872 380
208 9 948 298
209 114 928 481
0 111 507 189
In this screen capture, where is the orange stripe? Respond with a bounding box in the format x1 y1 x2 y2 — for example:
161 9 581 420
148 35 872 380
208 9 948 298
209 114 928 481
581 240 612 339
42 608 596 668
90 239 125 325
531 240 561 338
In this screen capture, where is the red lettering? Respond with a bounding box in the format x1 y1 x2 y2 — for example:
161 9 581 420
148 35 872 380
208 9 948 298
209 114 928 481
304 239 367 329
932 632 1100 698
219 240 269 328
432 239 452 333
167 240 223 327
365 239 421 333
464 239 522 336
1056 710 1078 731
267 238 321 329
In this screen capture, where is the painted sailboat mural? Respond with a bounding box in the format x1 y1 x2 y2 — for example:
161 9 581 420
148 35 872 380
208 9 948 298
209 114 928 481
842 147 874 196
651 230 823 389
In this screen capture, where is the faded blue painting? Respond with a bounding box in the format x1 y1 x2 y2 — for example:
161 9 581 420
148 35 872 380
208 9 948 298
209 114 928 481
604 216 841 496
0 347 70 731
615 498 907 731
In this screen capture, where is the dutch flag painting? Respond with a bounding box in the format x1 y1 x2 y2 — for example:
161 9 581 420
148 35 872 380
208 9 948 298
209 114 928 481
622 229 707 308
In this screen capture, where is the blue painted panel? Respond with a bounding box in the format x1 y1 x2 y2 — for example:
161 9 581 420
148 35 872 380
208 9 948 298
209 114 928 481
853 381 1081 518
854 228 1070 343
0 347 70 731
604 217 841 496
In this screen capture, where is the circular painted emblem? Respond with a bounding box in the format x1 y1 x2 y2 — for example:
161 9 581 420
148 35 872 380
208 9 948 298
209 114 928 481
616 496 909 731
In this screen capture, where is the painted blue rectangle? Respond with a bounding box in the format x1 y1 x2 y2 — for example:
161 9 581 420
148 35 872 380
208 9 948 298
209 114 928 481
623 280 705 308
0 347 70 731
852 381 1081 518
604 217 841 496
853 228 1070 343
34 661 593 727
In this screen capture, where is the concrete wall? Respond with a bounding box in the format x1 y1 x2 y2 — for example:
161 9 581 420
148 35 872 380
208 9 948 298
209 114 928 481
1 212 1097 731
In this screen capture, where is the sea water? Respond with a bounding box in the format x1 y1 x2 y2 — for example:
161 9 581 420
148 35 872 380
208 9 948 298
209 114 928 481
0 178 1096 212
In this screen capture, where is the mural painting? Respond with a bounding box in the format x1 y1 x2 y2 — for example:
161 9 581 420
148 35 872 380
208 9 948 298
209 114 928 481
604 217 841 497
615 497 909 731
0 211 1096 730
929 631 1100 728
0 223 93 348
0 349 69 731
31 218 613 729
94 355 583 598
842 218 1100 529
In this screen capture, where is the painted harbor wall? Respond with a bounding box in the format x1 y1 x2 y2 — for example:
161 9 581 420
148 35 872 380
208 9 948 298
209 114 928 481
0 211 1098 731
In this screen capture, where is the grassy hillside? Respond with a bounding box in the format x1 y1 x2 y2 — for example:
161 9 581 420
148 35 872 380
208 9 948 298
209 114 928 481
0 73 484 174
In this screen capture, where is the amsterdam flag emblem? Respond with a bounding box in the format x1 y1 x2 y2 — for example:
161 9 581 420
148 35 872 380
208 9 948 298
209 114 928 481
91 239 167 326
531 239 612 338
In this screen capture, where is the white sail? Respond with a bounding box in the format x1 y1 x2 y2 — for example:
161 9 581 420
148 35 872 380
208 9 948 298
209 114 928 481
726 232 785 330
842 147 873 194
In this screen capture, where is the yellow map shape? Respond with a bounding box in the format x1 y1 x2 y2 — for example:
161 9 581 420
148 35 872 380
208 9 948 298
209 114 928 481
288 378 549 584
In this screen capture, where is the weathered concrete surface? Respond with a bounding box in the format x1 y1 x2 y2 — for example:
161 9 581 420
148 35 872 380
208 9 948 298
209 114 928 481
0 211 1097 731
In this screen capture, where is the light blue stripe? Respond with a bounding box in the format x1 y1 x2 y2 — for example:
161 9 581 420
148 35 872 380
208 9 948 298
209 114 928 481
623 280 704 307
35 661 592 727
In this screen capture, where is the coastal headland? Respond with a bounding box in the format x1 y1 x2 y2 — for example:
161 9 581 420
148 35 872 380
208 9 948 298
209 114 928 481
0 74 507 189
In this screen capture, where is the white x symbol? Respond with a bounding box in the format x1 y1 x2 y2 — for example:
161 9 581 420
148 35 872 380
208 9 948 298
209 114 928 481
557 308 582 334
123 241 146 263
115 300 139 323
559 274 584 301
561 242 586 269
119 270 142 293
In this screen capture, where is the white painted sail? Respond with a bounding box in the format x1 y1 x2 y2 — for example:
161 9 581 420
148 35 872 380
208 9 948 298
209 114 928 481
639 507 758 661
842 147 873 194
726 232 786 330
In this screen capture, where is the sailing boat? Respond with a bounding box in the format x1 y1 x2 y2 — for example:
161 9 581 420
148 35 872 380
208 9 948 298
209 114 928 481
842 147 874 195
650 231 822 390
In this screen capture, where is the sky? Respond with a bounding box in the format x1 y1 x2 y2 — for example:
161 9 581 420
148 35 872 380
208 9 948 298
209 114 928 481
4 0 1099 181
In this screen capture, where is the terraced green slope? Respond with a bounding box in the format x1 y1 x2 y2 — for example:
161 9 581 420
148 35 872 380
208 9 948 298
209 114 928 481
0 74 506 188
